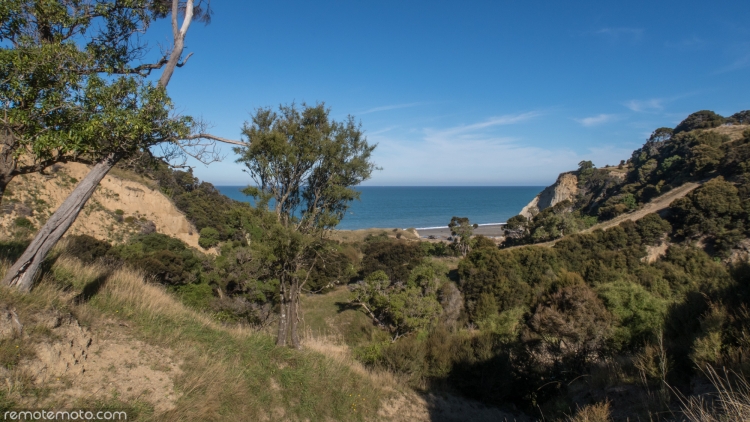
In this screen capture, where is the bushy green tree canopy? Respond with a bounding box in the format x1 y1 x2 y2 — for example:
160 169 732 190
236 103 377 232
235 102 378 347
0 0 193 201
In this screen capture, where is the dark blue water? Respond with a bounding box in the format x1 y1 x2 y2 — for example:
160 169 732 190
215 186 544 230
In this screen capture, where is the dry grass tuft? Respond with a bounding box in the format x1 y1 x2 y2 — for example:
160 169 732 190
565 401 612 422
679 366 750 421
303 333 405 393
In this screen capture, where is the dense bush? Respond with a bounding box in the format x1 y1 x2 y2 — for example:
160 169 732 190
65 234 112 263
674 110 726 134
359 239 425 282
351 260 446 338
353 228 739 414
108 233 204 285
669 177 747 253
198 227 220 249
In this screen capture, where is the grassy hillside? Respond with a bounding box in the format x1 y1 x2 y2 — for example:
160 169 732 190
0 254 389 421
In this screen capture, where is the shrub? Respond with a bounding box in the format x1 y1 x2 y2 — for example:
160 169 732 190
359 240 424 282
198 227 221 249
174 282 214 310
597 281 667 349
471 235 497 250
526 284 613 365
636 213 671 245
108 233 203 286
12 217 34 229
66 235 112 263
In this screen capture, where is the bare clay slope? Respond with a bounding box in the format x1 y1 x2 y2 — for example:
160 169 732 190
2 162 202 250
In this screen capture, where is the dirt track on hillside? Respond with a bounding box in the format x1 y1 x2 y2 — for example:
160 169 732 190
507 180 703 249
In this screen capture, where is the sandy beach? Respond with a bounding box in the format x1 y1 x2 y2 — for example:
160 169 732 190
416 223 506 240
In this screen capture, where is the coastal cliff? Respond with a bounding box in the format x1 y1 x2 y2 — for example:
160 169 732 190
520 172 578 218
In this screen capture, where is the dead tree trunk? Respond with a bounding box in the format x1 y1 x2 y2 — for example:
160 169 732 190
2 0 195 291
2 152 121 291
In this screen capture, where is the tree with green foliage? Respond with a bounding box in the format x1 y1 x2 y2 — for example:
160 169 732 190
360 240 425 282
351 262 444 341
674 110 726 134
449 216 475 256
577 159 595 175
2 0 225 292
235 102 377 348
0 0 207 203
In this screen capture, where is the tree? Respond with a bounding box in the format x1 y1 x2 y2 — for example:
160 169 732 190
448 216 474 257
504 215 529 238
577 159 594 175
2 0 225 292
674 110 725 134
235 102 377 348
351 263 443 341
0 0 204 203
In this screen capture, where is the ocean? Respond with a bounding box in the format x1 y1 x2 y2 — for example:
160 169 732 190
216 186 544 231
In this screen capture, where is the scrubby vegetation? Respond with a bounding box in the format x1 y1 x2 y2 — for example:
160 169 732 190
332 110 750 419
504 110 750 248
7 109 750 420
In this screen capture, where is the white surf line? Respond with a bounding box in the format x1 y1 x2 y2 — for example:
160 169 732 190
413 222 507 230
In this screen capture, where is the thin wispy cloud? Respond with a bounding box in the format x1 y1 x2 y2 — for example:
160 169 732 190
714 43 750 74
367 114 636 185
426 112 541 139
623 91 703 113
576 114 618 127
359 102 424 115
624 98 664 113
664 36 707 51
367 126 398 136
593 27 644 42
369 134 578 185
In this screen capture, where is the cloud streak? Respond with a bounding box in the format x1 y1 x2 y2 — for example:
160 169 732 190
575 114 618 127
425 112 541 140
623 98 664 113
593 27 644 42
359 102 424 115
715 52 750 74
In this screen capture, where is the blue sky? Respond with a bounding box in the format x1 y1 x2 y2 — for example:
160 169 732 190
149 0 750 186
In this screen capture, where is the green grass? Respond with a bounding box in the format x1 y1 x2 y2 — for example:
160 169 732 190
300 286 387 347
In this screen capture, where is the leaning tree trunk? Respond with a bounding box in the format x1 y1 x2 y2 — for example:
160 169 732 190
2 152 120 291
2 0 195 291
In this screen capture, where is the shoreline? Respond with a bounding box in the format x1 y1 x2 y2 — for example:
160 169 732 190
332 223 509 242
416 223 507 240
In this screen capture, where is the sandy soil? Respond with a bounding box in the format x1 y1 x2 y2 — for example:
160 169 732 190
7 307 182 412
2 162 205 251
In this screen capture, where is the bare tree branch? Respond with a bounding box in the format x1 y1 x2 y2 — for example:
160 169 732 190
183 133 247 146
